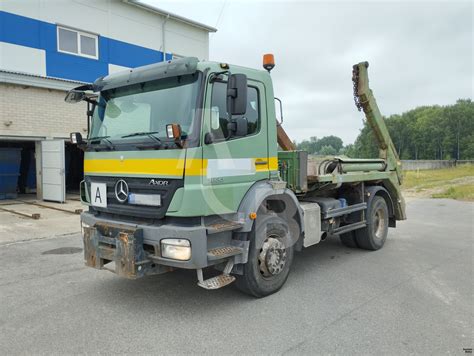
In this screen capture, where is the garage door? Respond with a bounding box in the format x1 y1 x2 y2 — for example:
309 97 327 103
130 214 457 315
41 140 65 202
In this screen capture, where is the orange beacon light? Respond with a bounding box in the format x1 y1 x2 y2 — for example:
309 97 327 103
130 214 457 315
263 54 275 72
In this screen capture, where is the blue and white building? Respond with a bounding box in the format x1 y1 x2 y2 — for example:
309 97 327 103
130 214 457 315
0 0 215 82
0 0 216 201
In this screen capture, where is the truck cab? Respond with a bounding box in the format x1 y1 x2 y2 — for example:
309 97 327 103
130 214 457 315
67 57 405 297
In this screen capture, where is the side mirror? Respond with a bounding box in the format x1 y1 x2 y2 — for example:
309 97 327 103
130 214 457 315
227 74 247 115
166 123 183 148
166 123 182 140
65 90 86 103
228 117 248 137
70 132 83 145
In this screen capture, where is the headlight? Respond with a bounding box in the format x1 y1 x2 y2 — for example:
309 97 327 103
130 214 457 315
161 239 191 261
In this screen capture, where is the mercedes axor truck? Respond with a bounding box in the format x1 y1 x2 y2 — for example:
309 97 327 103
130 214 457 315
66 56 406 297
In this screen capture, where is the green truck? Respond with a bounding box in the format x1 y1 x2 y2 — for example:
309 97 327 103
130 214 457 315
66 57 406 297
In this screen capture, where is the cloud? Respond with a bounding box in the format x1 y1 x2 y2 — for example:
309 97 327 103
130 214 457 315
145 0 473 144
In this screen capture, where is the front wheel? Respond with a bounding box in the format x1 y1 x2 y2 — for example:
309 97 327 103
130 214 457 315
235 214 294 297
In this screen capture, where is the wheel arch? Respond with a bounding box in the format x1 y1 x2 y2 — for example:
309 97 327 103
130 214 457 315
237 181 304 240
366 185 396 227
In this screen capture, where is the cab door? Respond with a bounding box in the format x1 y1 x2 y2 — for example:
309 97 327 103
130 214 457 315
201 78 269 214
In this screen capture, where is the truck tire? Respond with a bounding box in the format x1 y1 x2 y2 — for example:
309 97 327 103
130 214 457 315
355 195 389 250
340 231 358 248
235 214 294 298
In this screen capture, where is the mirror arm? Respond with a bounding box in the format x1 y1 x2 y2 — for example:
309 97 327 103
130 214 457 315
174 138 183 149
86 101 91 134
84 97 97 105
204 132 214 145
275 97 283 125
86 102 94 132
227 121 237 138
74 84 95 92
85 99 98 135
223 122 232 141
209 70 229 83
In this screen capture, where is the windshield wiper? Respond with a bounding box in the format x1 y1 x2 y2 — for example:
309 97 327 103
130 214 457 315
122 131 162 146
88 135 115 150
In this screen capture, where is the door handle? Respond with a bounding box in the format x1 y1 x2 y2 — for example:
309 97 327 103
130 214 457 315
255 160 268 166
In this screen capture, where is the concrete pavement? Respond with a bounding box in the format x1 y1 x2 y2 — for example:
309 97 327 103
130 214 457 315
0 198 472 354
0 196 82 245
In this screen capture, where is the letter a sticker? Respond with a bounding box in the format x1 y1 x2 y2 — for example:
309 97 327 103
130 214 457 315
95 187 102 203
90 182 107 208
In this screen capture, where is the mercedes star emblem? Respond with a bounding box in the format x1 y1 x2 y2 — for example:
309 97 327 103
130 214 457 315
115 179 129 203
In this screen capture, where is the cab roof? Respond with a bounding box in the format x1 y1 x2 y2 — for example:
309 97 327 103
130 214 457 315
93 57 269 92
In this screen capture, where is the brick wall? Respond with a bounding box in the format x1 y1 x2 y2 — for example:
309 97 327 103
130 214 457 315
0 83 88 139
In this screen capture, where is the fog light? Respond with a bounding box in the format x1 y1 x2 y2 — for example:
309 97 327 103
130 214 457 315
161 239 191 261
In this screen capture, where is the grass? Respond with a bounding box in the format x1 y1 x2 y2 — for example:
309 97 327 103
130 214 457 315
402 164 474 201
431 185 474 200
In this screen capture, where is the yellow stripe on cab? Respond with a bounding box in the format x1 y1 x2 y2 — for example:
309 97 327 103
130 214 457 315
84 157 278 176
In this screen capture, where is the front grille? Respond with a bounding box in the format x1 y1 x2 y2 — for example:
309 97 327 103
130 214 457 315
85 176 184 219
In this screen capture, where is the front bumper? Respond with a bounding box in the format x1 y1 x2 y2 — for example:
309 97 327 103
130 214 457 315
81 212 247 279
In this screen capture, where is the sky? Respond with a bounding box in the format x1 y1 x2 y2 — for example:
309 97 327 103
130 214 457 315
144 0 473 145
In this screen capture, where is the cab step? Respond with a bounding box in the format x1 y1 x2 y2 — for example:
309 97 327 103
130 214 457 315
197 274 236 290
197 260 235 290
207 246 243 261
206 220 243 235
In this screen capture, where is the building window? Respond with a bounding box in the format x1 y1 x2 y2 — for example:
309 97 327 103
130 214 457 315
57 26 98 59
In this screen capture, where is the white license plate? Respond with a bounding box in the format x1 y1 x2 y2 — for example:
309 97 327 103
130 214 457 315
129 193 161 207
90 182 107 208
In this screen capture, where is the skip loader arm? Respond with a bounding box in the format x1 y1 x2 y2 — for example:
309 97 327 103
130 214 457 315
352 62 403 185
352 62 406 220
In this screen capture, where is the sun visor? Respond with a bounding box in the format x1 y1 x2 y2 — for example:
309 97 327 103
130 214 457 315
94 57 199 91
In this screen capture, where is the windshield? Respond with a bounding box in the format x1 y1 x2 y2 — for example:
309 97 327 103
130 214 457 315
89 72 201 147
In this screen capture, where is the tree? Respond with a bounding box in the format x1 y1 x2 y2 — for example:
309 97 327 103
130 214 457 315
342 99 474 160
317 136 343 153
295 135 344 155
319 145 337 156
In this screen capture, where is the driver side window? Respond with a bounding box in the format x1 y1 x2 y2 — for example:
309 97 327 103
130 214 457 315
210 81 260 140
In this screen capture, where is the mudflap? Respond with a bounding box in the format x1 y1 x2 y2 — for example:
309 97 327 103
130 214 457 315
83 222 148 279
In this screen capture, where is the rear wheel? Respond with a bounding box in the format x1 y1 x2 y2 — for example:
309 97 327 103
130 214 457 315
355 195 389 250
235 214 294 297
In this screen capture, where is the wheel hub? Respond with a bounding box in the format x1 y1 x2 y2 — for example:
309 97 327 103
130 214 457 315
259 237 287 277
373 207 386 239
